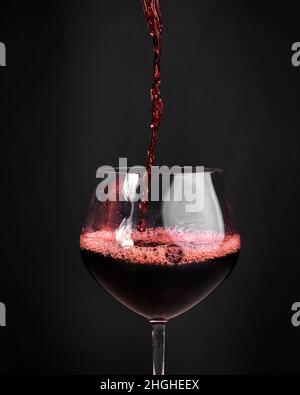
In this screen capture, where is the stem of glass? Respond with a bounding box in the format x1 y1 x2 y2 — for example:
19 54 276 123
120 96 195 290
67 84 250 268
150 320 166 375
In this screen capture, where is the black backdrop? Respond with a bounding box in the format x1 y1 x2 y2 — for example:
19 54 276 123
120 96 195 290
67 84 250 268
0 0 300 374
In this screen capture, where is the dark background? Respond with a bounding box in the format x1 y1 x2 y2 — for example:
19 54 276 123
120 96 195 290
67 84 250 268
0 0 300 374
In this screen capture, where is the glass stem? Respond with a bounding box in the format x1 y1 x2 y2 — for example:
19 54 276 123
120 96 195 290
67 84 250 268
150 320 166 375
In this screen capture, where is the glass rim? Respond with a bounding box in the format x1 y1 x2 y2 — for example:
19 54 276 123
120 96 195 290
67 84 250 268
100 166 223 175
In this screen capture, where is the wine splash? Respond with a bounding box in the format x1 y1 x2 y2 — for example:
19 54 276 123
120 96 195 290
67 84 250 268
139 0 164 231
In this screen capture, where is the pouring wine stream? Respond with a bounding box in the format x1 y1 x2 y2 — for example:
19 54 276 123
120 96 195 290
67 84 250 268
138 0 164 233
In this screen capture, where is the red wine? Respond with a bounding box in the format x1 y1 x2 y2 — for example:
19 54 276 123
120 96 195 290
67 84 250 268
80 229 240 320
139 0 164 232
142 0 164 171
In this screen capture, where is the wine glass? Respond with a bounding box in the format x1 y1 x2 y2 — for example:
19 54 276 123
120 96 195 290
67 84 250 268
80 167 240 375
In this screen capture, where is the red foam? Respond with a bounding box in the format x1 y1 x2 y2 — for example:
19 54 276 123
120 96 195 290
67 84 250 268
80 228 240 265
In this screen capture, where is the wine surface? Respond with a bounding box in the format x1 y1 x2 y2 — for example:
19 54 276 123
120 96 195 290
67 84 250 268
80 229 240 320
